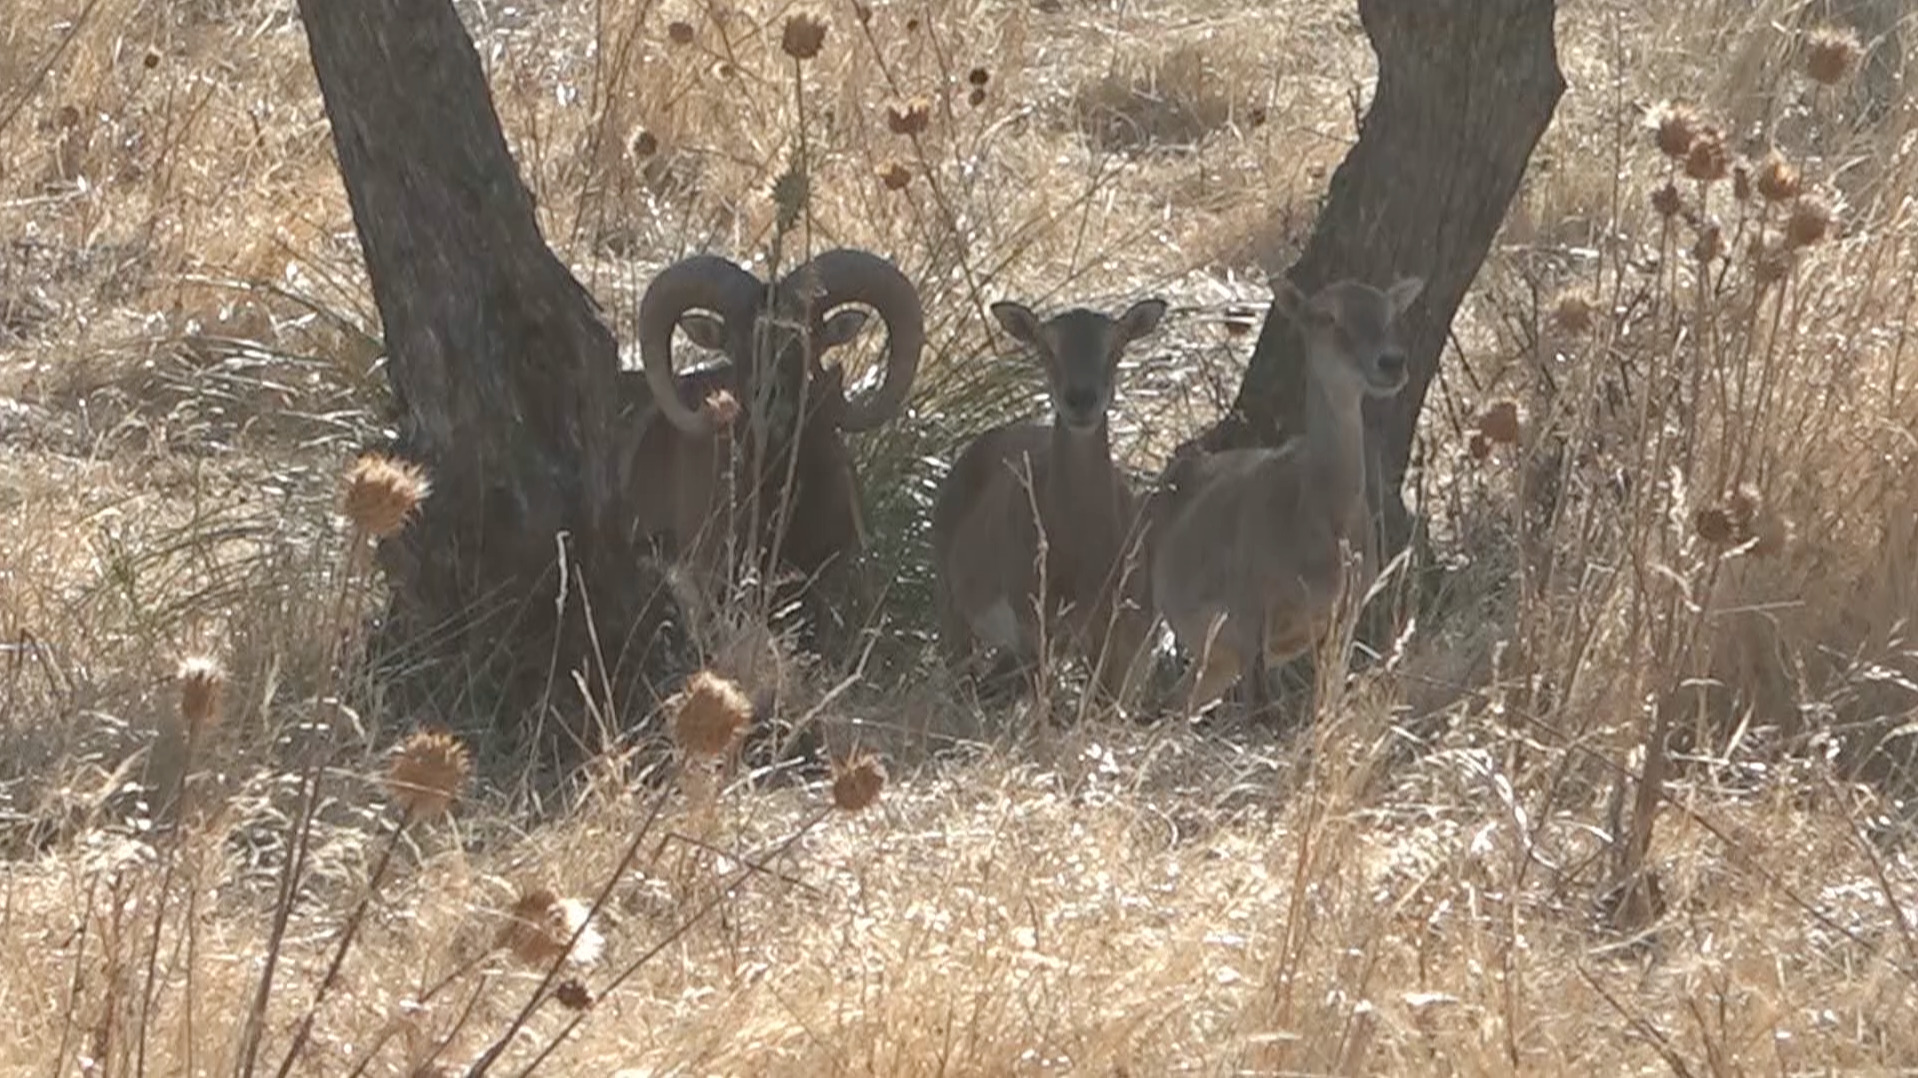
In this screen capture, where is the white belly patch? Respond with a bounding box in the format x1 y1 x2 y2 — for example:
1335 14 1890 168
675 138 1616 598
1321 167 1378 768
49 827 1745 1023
971 598 1026 652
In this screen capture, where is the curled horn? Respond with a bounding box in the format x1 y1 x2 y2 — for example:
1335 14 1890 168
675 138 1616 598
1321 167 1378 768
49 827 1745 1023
637 255 766 435
777 249 925 433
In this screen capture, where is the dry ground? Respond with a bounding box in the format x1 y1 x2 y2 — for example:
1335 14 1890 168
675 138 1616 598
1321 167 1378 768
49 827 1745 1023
2 0 1917 1072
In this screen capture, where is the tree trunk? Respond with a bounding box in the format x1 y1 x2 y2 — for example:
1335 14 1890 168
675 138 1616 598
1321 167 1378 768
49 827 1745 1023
1194 0 1565 559
297 0 686 747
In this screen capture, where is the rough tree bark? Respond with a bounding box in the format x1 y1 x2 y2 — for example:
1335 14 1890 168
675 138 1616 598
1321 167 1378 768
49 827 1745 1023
297 0 683 744
1194 0 1565 561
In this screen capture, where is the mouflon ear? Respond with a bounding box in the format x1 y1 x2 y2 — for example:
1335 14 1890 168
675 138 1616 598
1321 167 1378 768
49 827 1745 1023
1272 277 1331 330
1385 276 1426 319
990 300 1045 349
1115 298 1168 345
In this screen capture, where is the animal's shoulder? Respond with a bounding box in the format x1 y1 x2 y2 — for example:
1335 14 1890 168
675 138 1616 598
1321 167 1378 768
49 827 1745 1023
1154 442 1298 507
934 423 1050 527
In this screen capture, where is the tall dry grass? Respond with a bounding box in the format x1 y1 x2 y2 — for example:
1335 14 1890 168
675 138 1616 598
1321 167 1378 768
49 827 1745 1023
0 0 1915 1072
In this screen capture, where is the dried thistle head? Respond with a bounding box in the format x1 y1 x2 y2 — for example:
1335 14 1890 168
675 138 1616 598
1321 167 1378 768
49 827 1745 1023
177 656 226 738
780 12 828 60
496 888 604 968
1695 486 1760 547
1785 196 1833 248
1805 25 1863 85
627 128 659 160
1695 486 1787 554
554 979 594 1011
771 166 810 232
343 453 430 539
968 66 990 87
1693 505 1737 545
831 750 886 812
671 670 753 758
1651 181 1683 219
886 97 932 136
1466 431 1492 461
1549 290 1597 336
386 728 471 821
1476 400 1522 446
1653 103 1701 159
967 87 987 108
1683 127 1731 183
666 20 695 44
1754 151 1800 202
875 160 912 190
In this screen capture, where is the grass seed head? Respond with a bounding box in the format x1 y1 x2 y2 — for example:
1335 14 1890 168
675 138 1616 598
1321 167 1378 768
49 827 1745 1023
344 453 430 539
671 670 753 758
1785 196 1833 248
1654 103 1700 159
1651 181 1683 219
1805 25 1863 85
886 97 932 136
1476 400 1522 446
831 750 886 812
176 656 226 738
1683 127 1731 183
1732 162 1752 202
386 728 471 821
666 19 695 44
1755 151 1801 202
781 12 828 60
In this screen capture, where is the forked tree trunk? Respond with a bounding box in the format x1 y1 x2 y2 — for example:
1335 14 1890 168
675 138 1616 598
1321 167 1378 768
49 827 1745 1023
1195 0 1565 560
297 0 683 743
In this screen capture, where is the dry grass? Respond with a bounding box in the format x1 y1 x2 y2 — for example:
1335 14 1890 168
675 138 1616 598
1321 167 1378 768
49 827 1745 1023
2 0 1917 1072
